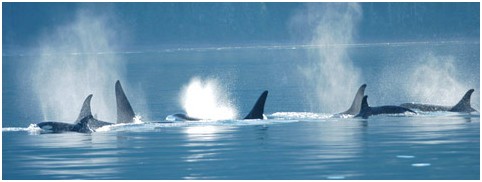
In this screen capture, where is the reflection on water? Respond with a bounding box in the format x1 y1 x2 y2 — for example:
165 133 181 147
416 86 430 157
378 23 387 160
183 125 228 142
24 156 120 179
311 119 363 160
3 115 480 180
284 119 365 179
8 132 123 179
27 133 93 148
181 125 233 179
377 115 476 145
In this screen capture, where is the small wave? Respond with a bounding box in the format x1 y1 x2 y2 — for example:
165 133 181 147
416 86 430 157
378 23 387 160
389 112 418 117
2 127 29 132
95 122 148 132
2 124 42 133
360 112 418 119
217 119 299 126
94 119 299 132
4 119 299 134
415 111 480 118
269 112 333 120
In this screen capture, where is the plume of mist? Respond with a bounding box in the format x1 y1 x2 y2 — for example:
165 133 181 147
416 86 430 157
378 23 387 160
31 9 127 122
376 51 479 110
290 3 363 113
180 77 238 120
404 53 479 108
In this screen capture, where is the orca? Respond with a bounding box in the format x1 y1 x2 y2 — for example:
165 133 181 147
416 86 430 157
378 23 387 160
400 89 477 113
339 84 367 115
167 113 202 121
356 96 416 119
36 94 96 133
168 90 269 121
36 117 94 133
36 80 136 133
83 80 136 129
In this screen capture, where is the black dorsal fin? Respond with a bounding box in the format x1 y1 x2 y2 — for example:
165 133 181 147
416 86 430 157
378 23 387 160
73 115 93 133
355 95 370 119
116 80 135 123
75 94 93 123
341 84 367 115
244 90 269 119
361 95 369 111
450 89 477 112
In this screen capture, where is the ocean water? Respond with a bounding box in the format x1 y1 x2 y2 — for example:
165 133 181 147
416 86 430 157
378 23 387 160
3 2 480 180
2 115 480 180
3 43 480 180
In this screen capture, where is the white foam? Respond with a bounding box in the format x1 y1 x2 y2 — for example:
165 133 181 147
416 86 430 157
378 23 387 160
133 115 144 124
95 122 145 132
93 118 299 132
2 124 42 134
269 112 332 120
165 115 177 122
2 127 29 132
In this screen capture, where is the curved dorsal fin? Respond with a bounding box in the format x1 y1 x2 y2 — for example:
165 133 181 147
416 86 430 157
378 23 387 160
244 90 269 119
75 94 93 123
341 84 367 115
116 80 135 123
450 89 477 112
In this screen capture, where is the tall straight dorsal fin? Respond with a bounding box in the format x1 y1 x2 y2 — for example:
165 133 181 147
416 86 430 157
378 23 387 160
244 90 269 119
341 84 367 115
450 89 477 112
75 94 93 123
115 80 135 123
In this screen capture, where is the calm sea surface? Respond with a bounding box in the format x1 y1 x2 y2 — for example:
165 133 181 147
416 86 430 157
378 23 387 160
3 43 480 179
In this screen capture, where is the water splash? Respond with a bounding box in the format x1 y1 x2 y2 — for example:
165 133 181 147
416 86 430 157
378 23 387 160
30 9 125 122
180 77 238 120
291 3 363 112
